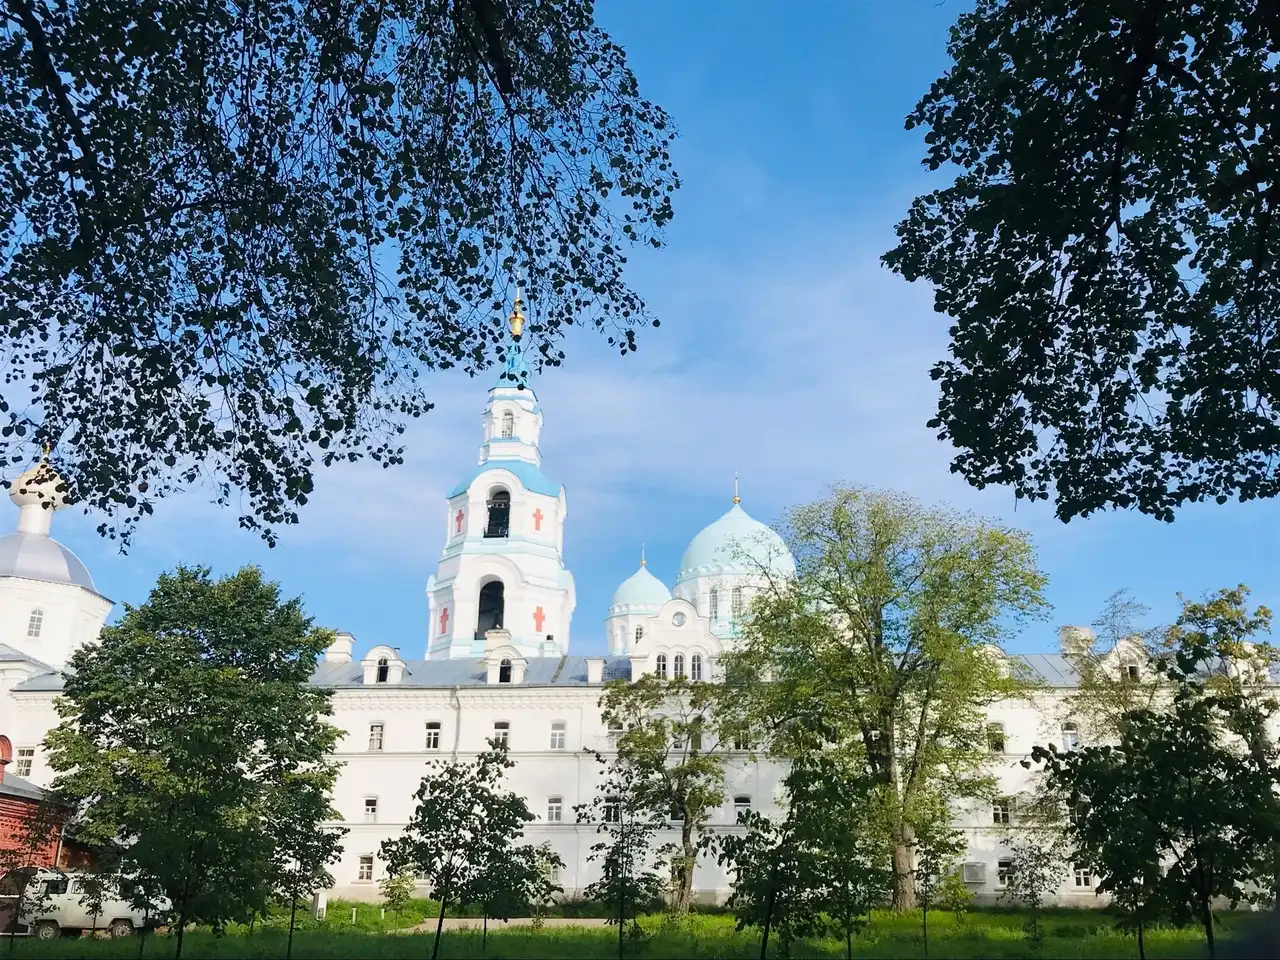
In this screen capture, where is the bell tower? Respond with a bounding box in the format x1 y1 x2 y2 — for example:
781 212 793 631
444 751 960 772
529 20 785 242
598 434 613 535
425 291 577 659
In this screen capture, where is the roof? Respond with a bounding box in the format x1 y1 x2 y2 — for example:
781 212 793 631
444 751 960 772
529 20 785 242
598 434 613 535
0 771 46 803
1015 654 1081 687
311 655 633 689
0 531 100 595
610 565 673 611
447 459 560 499
11 671 67 692
676 504 796 583
0 644 53 671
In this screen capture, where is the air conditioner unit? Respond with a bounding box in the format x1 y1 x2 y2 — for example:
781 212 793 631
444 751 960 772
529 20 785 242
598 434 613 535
962 862 987 884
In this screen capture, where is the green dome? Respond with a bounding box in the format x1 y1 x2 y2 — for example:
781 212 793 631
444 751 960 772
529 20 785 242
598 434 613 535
609 564 672 612
676 504 795 584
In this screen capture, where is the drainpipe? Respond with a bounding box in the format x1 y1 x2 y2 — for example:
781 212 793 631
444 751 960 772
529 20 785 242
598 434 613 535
53 822 64 868
450 686 462 759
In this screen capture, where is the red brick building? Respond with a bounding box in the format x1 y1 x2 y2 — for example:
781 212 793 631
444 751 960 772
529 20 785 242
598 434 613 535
0 735 75 871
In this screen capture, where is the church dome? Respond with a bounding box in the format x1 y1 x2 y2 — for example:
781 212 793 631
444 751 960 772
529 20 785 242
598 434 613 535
0 532 98 593
609 563 672 613
676 504 795 584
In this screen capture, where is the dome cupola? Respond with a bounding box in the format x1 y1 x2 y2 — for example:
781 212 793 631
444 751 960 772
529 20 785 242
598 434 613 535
676 503 795 585
608 555 672 615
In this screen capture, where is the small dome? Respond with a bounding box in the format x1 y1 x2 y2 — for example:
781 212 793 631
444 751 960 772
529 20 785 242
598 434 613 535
0 532 98 593
677 504 795 584
9 461 69 511
609 564 672 612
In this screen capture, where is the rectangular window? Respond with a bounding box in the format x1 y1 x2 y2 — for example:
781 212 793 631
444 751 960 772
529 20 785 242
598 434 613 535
368 723 384 752
14 748 34 778
358 856 374 881
733 795 751 819
733 734 751 751
607 721 623 746
364 797 378 824
547 796 563 823
1074 864 1093 888
997 858 1015 886
425 722 441 750
549 722 566 751
1062 723 1080 751
493 721 510 747
992 799 1011 825
986 722 1006 754
603 797 620 824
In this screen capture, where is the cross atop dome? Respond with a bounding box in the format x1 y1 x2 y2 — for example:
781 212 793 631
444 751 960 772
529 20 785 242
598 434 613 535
733 471 740 505
496 286 531 388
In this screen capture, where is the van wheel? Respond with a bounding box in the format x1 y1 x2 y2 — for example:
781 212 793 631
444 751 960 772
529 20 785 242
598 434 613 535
34 920 59 940
109 919 134 938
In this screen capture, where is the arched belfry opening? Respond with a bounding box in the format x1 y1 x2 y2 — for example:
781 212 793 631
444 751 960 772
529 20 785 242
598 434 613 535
485 489 510 538
477 580 505 638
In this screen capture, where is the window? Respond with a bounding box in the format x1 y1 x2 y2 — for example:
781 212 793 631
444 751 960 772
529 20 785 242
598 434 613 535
1061 723 1080 751
375 657 389 683
1068 801 1087 826
358 856 374 881
607 720 623 746
545 861 561 883
655 653 667 679
708 588 719 620
485 490 511 538
603 796 620 823
733 795 751 819
500 410 514 439
1073 863 1093 888
673 654 686 679
997 858 1015 886
690 653 703 681
1124 661 1141 682
13 748 33 778
986 722 1006 754
425 721 441 750
493 721 510 747
634 625 644 643
499 657 512 684
547 796 563 823
368 723 384 751
668 804 685 822
992 799 1011 825
549 721 566 750
364 797 378 823
26 608 42 639
733 733 751 751
731 586 744 618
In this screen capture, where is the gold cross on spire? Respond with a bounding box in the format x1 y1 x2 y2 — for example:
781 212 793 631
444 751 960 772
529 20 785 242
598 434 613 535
640 542 646 567
508 285 526 339
733 471 740 504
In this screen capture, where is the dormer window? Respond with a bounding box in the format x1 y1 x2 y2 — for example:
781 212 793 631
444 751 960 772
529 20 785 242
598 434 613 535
26 608 42 639
655 653 668 679
375 657 389 683
500 411 515 439
485 489 511 538
1123 661 1141 683
708 589 719 620
499 658 512 684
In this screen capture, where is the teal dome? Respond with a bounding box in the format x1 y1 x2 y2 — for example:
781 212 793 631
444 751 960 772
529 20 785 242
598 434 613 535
609 564 672 612
676 504 795 584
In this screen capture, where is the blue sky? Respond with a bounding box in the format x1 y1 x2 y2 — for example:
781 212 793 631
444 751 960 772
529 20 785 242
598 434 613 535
35 0 1279 656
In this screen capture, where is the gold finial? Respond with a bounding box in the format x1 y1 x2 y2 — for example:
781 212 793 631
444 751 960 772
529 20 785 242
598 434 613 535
732 472 740 505
508 285 526 340
40 442 51 459
640 542 646 567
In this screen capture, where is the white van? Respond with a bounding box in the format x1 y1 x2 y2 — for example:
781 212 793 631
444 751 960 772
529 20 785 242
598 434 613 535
0 869 168 939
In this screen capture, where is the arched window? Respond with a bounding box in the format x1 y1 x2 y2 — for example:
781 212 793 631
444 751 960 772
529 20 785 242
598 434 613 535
634 625 644 643
499 658 512 684
477 580 505 636
731 586 744 618
549 721 566 750
673 654 686 679
485 489 511 538
500 410 515 439
375 657 389 683
690 653 703 681
708 588 719 620
26 608 42 639
655 654 668 679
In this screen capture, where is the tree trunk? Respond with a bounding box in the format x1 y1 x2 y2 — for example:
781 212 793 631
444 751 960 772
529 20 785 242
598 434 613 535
137 909 149 960
760 861 779 960
173 909 186 960
618 834 627 960
921 904 929 958
678 820 696 913
431 882 449 960
890 823 917 911
1137 920 1145 960
1199 894 1216 960
287 892 298 960
482 910 488 953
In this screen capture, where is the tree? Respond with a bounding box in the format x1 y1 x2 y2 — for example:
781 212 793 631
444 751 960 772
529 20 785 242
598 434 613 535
575 754 666 958
884 2 1280 523
380 741 535 960
912 821 966 958
378 870 416 931
997 829 1065 945
0 0 678 545
43 565 340 959
466 841 562 951
597 674 727 913
720 486 1048 910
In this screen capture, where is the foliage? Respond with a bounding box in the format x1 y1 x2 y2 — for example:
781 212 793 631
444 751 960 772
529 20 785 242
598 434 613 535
467 841 563 925
719 486 1047 910
0 0 678 545
597 675 727 913
381 741 535 960
43 566 340 958
885 1 1280 522
998 830 1065 945
913 820 967 956
377 872 416 927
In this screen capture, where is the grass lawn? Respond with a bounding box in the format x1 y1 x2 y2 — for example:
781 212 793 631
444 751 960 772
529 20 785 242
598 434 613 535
0 904 1267 959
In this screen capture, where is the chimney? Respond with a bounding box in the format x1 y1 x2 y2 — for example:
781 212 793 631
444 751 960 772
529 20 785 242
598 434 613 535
1058 626 1095 658
585 657 606 684
324 632 355 664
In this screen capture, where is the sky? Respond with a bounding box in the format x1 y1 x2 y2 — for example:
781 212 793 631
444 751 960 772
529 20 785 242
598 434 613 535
32 0 1280 657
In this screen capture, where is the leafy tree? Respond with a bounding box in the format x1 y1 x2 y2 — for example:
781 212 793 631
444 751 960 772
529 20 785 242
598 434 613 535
43 565 339 959
997 829 1065 945
721 486 1047 910
378 870 416 931
597 674 727 913
466 841 562 951
0 0 678 545
381 741 535 960
912 822 966 958
575 754 666 958
885 1 1280 522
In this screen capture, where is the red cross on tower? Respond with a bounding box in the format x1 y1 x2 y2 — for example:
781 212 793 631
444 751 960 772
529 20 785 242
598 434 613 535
533 606 546 632
455 510 464 534
438 607 450 635
532 508 544 532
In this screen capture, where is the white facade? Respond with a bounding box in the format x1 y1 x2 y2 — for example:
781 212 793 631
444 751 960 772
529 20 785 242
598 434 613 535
0 331 1253 908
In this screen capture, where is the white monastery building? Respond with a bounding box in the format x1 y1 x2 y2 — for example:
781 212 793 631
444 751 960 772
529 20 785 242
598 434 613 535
0 301 1197 906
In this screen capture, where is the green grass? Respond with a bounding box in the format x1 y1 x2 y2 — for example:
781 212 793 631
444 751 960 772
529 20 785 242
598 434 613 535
0 905 1266 959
